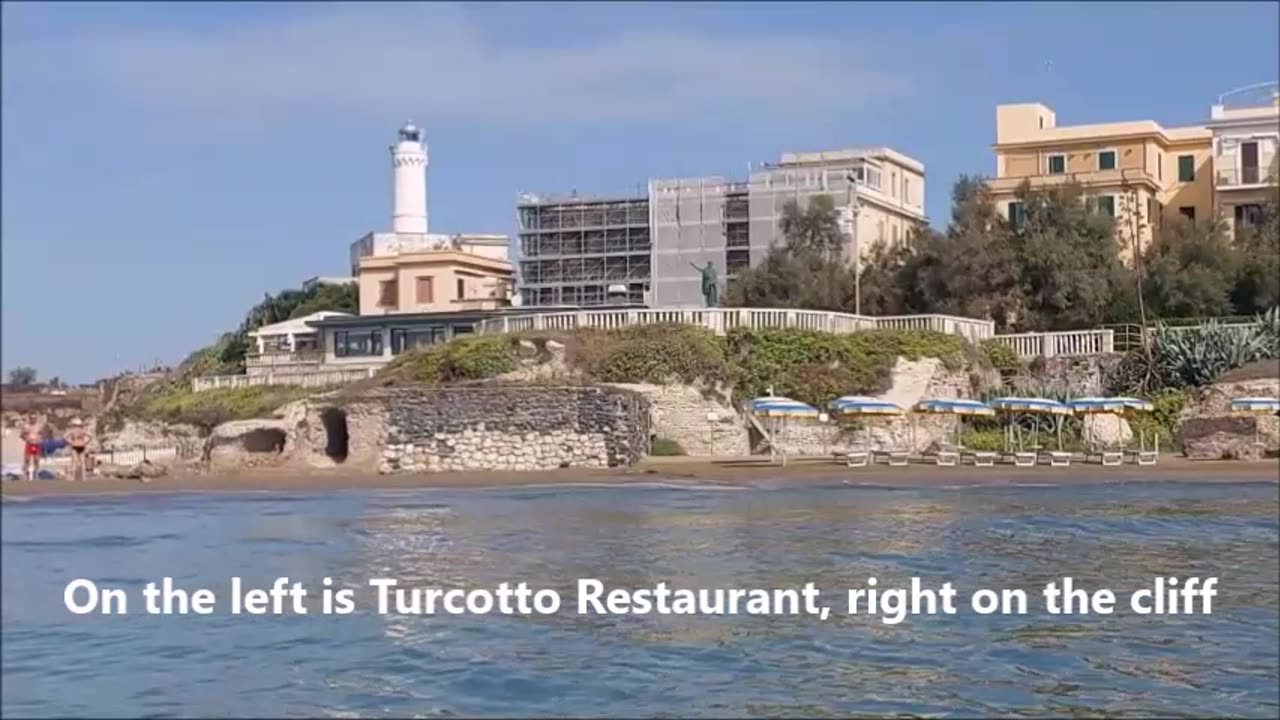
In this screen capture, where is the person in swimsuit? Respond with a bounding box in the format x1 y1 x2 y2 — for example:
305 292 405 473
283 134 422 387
20 412 46 481
65 418 93 482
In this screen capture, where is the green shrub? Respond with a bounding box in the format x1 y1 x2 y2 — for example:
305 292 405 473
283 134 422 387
442 336 516 380
576 324 728 386
129 385 328 431
960 427 1006 451
1127 389 1187 448
650 437 686 456
981 339 1021 375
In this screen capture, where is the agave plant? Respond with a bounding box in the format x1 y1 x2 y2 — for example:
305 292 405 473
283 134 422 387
1255 307 1280 358
1150 317 1270 388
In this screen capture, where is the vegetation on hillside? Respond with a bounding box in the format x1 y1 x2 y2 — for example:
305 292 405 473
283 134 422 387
98 385 330 434
372 324 979 409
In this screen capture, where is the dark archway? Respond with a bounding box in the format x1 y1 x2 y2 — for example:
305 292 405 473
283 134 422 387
242 428 287 453
320 407 349 463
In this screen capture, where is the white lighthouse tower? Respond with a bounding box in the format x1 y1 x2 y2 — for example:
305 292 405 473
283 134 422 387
391 121 429 234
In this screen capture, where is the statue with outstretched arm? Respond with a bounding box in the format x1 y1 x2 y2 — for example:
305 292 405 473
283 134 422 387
689 261 720 307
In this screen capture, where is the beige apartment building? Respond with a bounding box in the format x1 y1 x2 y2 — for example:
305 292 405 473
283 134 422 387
990 102 1214 253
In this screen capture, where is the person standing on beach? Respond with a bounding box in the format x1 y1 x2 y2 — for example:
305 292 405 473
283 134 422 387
20 412 46 481
64 418 92 482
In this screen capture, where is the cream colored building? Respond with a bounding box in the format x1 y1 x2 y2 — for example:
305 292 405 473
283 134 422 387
763 147 928 261
1206 84 1280 238
352 234 515 315
990 102 1214 254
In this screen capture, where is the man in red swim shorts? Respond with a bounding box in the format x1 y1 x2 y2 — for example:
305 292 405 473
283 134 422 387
21 412 46 481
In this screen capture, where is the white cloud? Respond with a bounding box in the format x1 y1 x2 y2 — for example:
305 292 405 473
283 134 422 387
9 3 913 131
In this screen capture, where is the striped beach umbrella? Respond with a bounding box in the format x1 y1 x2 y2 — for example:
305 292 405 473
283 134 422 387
1069 396 1154 414
747 396 820 418
991 397 1074 416
992 397 1073 451
747 396 818 466
914 398 993 451
914 398 995 416
829 396 905 416
1231 397 1280 413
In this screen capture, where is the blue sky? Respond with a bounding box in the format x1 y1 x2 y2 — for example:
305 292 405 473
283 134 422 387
3 1 1278 383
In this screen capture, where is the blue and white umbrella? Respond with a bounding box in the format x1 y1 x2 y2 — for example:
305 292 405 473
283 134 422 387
1232 397 1280 413
914 398 995 417
991 397 1074 416
1069 396 1154 414
747 396 820 418
829 396 905 416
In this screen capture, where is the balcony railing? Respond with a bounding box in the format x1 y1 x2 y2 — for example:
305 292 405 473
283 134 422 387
989 167 1158 193
245 350 325 368
1216 166 1276 188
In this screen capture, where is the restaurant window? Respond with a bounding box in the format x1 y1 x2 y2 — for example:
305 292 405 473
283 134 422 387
333 330 383 358
415 276 433 304
1047 154 1066 174
1098 150 1116 171
1007 201 1025 226
1178 155 1195 182
390 327 446 355
377 280 397 308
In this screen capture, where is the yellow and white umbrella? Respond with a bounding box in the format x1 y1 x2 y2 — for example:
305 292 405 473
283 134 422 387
1069 396 1156 452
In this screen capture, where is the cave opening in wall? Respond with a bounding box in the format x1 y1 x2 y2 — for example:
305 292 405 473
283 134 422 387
242 428 287 454
321 407 350 463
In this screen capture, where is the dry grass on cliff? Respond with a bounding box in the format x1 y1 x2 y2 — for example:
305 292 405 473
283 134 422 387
1217 359 1280 384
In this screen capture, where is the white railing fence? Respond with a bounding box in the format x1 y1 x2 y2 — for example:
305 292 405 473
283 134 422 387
991 329 1115 359
476 308 998 343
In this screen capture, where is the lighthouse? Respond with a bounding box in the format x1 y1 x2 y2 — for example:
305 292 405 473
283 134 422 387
391 121 429 234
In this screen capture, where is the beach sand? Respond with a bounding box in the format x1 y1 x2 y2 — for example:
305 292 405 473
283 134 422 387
2 454 1276 498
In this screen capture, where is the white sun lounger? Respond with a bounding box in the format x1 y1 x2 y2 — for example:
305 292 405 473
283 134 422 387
970 451 998 467
1011 451 1037 467
845 449 871 468
1127 448 1158 466
935 449 960 467
1044 451 1072 467
875 449 910 466
1101 450 1123 467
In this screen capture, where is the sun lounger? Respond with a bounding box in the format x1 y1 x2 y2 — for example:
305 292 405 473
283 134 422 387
845 449 870 468
880 449 910 466
1044 451 1072 467
935 448 960 467
1010 451 1037 467
1101 450 1123 466
969 451 998 467
1126 448 1158 466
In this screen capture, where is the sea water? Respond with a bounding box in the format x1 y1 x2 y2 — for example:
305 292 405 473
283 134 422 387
3 481 1278 717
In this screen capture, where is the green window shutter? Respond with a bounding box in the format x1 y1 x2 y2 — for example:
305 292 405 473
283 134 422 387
1098 196 1115 217
1098 151 1116 170
1178 155 1195 182
1048 155 1065 174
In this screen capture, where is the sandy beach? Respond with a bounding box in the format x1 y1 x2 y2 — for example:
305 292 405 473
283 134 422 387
2 454 1276 498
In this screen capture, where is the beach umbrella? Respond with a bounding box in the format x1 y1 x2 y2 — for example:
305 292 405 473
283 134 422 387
829 396 904 452
991 397 1073 451
1231 397 1280 446
1069 396 1155 452
914 398 994 449
747 396 818 465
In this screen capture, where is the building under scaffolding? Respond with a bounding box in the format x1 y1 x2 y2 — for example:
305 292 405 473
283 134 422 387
649 176 756 306
516 193 652 307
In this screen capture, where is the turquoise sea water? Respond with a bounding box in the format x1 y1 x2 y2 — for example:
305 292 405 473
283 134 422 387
2 481 1278 718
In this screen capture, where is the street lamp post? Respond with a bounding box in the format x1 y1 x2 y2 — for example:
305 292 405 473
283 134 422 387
844 170 863 316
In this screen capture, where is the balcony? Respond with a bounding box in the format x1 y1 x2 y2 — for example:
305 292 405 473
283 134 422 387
246 350 325 368
1215 166 1277 189
989 167 1159 195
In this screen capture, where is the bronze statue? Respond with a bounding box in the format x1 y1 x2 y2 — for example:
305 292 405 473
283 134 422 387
690 261 719 307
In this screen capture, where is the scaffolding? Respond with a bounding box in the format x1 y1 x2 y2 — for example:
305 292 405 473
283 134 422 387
517 194 652 307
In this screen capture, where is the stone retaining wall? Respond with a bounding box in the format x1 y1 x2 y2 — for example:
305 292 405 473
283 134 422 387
343 385 650 473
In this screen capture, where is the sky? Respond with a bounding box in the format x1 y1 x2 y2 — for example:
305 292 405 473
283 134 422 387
3 1 1278 383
